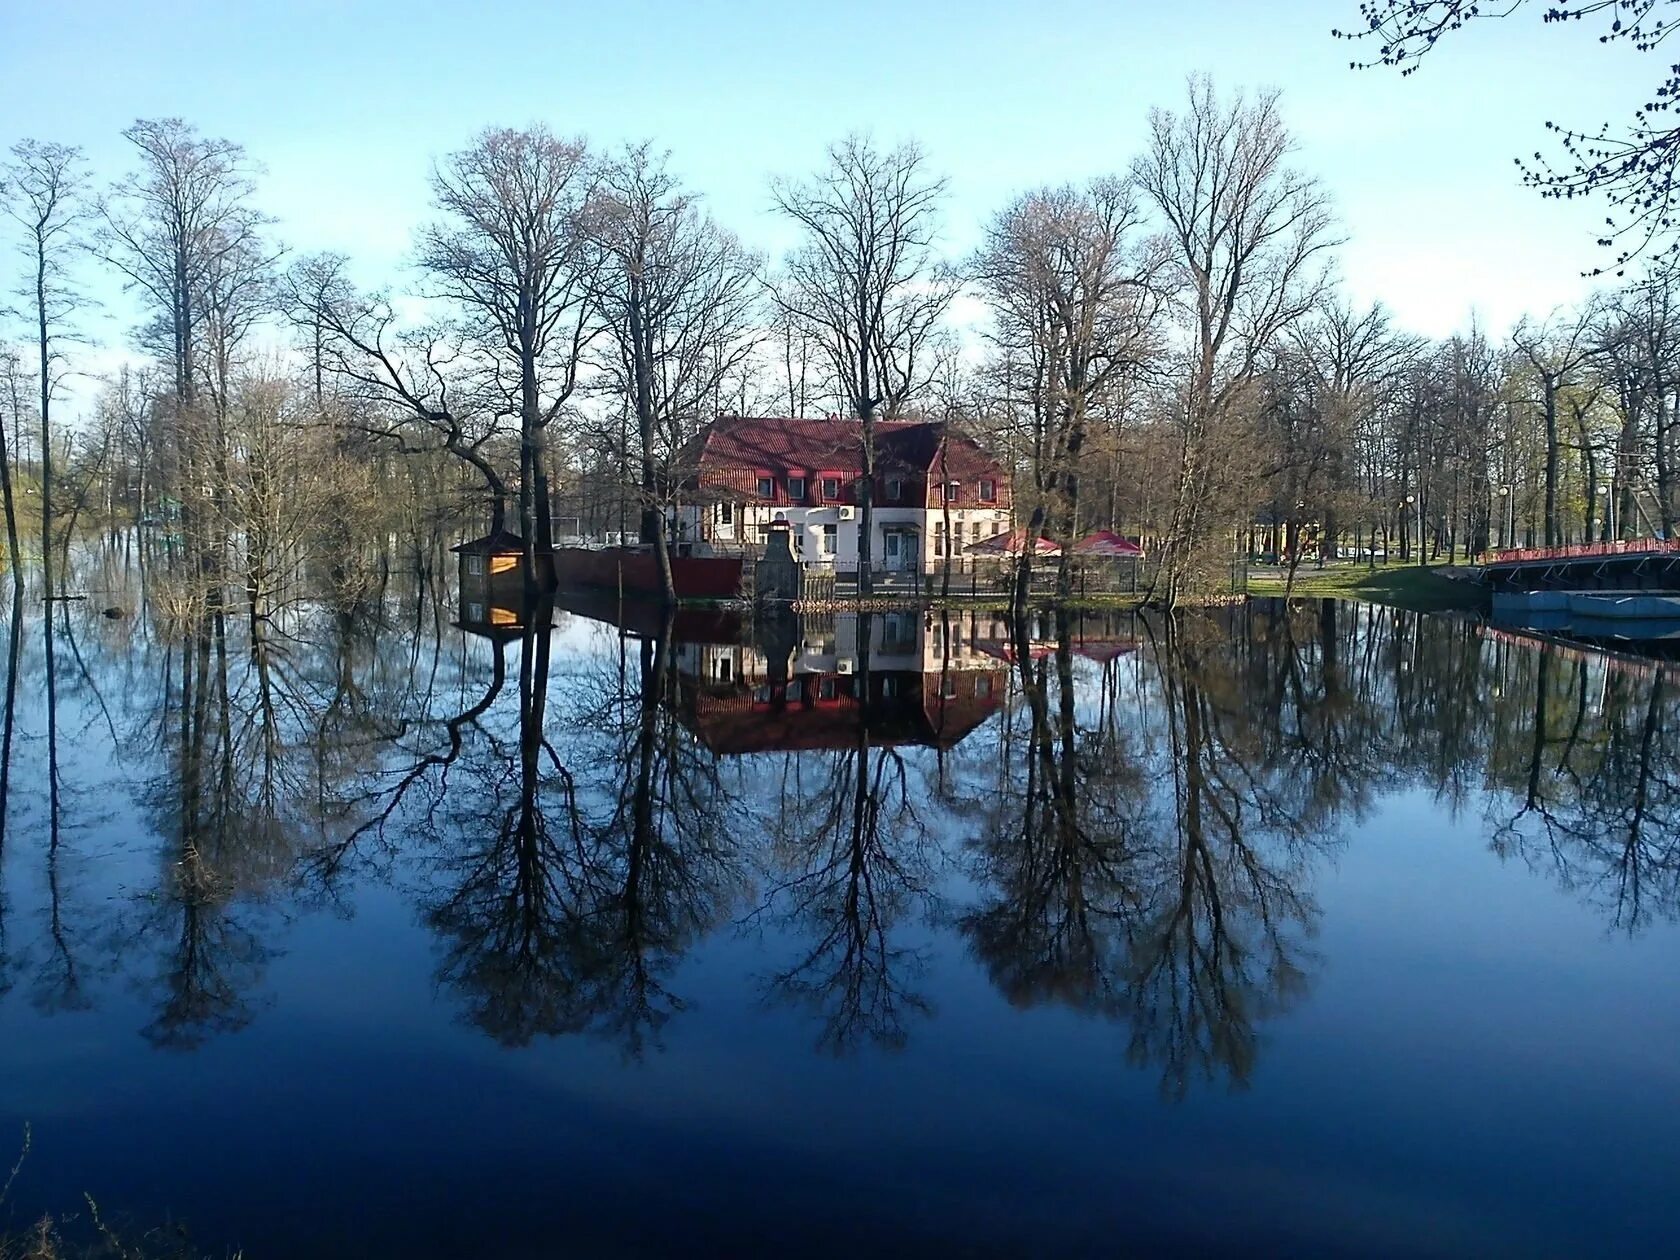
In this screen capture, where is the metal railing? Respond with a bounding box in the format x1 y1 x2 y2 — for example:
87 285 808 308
810 558 1155 600
1489 538 1680 565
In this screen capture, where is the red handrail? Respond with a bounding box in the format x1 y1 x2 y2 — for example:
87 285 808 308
1488 538 1680 565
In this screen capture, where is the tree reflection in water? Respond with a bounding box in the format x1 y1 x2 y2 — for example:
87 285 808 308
963 608 1324 1097
0 586 20 1003
424 598 587 1046
422 600 744 1052
963 608 1147 1015
1485 631 1680 932
133 612 282 1048
746 611 940 1054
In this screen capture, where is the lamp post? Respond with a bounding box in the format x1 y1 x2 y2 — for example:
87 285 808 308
1599 483 1615 542
1405 494 1420 566
1497 485 1512 550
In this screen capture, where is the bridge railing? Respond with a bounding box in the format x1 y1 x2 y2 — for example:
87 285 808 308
1488 538 1680 565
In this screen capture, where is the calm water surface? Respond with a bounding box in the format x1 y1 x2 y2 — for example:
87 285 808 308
0 565 1675 1257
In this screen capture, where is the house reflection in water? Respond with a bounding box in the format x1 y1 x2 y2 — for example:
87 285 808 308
456 589 1136 757
455 597 530 642
674 609 1012 754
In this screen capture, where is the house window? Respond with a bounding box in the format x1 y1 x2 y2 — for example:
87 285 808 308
464 554 485 576
976 676 994 700
943 481 961 503
719 501 734 526
934 522 946 557
942 676 959 699
819 677 838 700
820 524 836 556
992 521 1003 536
886 477 903 501
756 476 774 499
821 476 841 500
980 478 996 502
881 676 901 698
787 475 807 501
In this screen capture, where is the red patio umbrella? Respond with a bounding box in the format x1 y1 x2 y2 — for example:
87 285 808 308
1071 530 1144 557
968 528 1063 557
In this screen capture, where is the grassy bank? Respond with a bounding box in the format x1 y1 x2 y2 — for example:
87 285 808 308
1246 563 1487 613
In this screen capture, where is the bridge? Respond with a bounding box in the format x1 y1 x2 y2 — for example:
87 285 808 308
1481 539 1680 593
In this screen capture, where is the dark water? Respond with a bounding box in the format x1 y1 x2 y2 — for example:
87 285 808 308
0 564 1676 1258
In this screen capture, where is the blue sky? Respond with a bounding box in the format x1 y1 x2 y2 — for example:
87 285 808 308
0 0 1649 380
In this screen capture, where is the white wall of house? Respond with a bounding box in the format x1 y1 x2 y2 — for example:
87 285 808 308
673 501 1012 570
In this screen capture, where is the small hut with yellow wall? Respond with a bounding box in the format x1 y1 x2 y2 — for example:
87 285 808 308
453 529 526 602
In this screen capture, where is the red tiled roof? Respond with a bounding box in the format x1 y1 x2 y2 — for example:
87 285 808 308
688 415 1005 479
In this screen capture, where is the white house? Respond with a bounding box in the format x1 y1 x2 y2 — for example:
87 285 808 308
670 415 1014 572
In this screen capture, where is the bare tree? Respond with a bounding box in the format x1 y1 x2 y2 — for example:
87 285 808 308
975 177 1171 605
1512 303 1601 546
1278 300 1419 571
286 251 355 411
418 126 597 593
103 362 159 528
767 303 817 418
1597 266 1680 533
100 119 268 608
771 136 957 591
588 145 761 600
3 140 89 597
279 265 513 536
1133 77 1338 605
101 120 264 414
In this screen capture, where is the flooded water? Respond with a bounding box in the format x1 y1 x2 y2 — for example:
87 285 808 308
0 561 1676 1257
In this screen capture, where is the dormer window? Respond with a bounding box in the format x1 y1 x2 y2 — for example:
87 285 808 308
787 475 807 502
943 481 961 503
886 477 903 501
821 476 841 500
979 478 996 502
756 476 774 499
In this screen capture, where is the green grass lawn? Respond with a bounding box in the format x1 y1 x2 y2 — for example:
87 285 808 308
1246 562 1488 612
